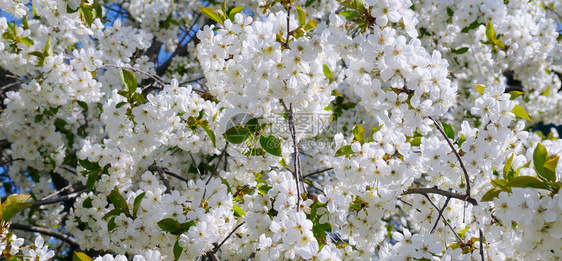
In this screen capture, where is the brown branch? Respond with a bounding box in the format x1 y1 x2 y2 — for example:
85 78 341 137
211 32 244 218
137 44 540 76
148 165 172 194
423 194 465 246
403 187 478 206
479 229 485 261
29 189 87 207
302 168 334 179
212 221 245 253
40 182 82 201
203 143 229 200
10 223 79 248
431 196 451 234
280 99 302 211
148 165 188 183
427 116 471 197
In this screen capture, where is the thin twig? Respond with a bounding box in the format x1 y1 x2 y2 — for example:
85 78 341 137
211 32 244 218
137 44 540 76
148 165 172 194
213 221 245 253
285 5 292 49
431 196 451 234
40 182 81 201
280 99 302 212
427 116 471 197
302 168 334 179
10 223 79 248
189 153 203 178
99 64 166 87
203 143 229 200
423 195 465 246
403 187 478 206
479 229 485 261
29 189 87 207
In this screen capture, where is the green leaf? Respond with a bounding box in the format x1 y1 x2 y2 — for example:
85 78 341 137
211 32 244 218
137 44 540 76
80 6 94 26
233 205 246 217
473 84 486 95
200 7 225 25
131 92 147 103
337 10 361 20
506 176 548 190
20 37 34 46
481 188 502 201
339 0 367 13
485 21 496 43
304 19 317 31
509 91 524 100
115 101 128 108
86 172 98 191
295 5 306 27
108 217 116 231
352 124 365 144
334 145 354 157
44 37 53 57
76 100 88 110
109 187 131 217
533 143 549 180
259 135 282 156
503 154 515 180
323 64 333 84
174 239 183 260
229 6 246 21
102 208 122 219
79 159 100 171
223 126 251 144
119 69 138 95
82 197 93 208
495 38 506 50
409 136 421 146
515 160 531 178
511 104 531 121
67 4 80 13
133 192 145 216
446 7 454 17
451 47 469 54
34 114 43 123
202 125 216 147
0 194 31 222
441 122 455 140
73 252 93 261
158 218 181 235
543 155 559 182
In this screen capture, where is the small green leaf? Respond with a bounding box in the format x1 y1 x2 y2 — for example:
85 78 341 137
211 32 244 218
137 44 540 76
133 192 146 216
102 208 122 219
200 7 225 25
131 92 147 103
223 126 251 144
108 217 116 231
259 135 282 156
543 155 559 182
533 143 549 180
446 7 454 17
20 37 34 46
174 239 183 260
515 161 530 178
473 84 486 95
228 6 246 21
511 104 531 121
337 10 360 20
0 194 31 222
334 145 354 157
76 100 88 110
119 69 138 94
158 218 181 235
503 154 515 180
34 114 43 123
295 5 306 26
339 0 367 13
82 197 93 208
481 188 502 201
79 159 100 171
451 47 469 54
323 64 333 84
506 176 548 190
233 205 246 217
73 252 93 261
303 19 317 31
409 136 421 146
485 21 496 43
352 124 365 144
509 91 524 100
44 37 53 57
86 172 98 191
80 6 94 27
115 101 128 108
441 122 455 140
202 125 216 147
109 187 131 217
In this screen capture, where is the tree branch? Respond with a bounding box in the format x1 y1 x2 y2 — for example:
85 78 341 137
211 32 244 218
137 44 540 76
428 116 471 197
423 194 465 246
403 187 478 206
10 223 79 248
29 189 87 207
203 143 228 200
302 168 334 179
280 99 303 212
149 165 173 194
431 196 451 234
212 221 245 253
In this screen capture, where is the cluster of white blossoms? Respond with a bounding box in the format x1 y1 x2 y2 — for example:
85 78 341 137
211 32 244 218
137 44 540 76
0 0 561 260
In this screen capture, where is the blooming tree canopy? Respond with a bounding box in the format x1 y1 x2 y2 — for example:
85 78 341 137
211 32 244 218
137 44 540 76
0 0 561 260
